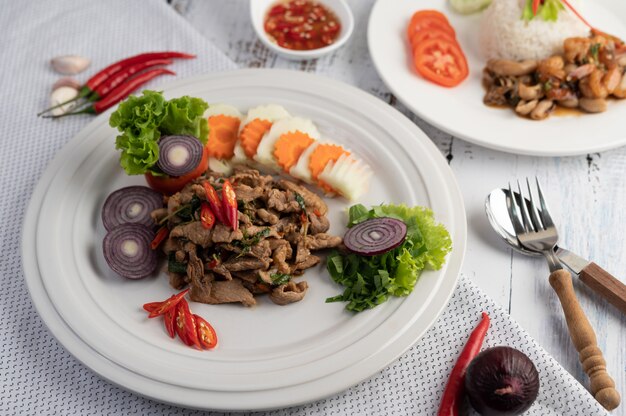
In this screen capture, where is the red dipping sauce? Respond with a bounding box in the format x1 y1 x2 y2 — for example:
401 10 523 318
264 0 341 51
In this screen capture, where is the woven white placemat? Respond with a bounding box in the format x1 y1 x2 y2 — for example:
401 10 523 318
0 0 607 414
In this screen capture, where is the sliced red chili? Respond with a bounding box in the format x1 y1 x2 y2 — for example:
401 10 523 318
221 180 238 230
200 202 216 230
202 181 227 224
194 314 218 349
174 299 201 349
146 289 189 318
151 226 169 250
142 302 161 313
164 307 176 338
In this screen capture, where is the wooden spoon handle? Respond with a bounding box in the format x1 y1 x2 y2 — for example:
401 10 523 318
549 269 621 410
578 262 626 315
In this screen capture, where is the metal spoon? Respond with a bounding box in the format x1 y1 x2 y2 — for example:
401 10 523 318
486 188 626 314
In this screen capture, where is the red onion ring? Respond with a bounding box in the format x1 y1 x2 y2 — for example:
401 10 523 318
344 217 408 256
101 186 163 231
103 224 157 279
156 135 203 177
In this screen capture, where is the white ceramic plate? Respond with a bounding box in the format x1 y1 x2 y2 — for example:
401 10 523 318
368 0 626 156
22 69 466 411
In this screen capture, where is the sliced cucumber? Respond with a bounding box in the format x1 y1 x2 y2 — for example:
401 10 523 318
450 0 492 14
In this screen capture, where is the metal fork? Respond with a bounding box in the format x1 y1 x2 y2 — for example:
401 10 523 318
506 178 620 411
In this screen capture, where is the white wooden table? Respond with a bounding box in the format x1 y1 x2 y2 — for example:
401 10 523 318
173 0 625 408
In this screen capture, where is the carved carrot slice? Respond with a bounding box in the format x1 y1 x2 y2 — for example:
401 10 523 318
273 131 316 172
239 118 272 158
206 114 241 159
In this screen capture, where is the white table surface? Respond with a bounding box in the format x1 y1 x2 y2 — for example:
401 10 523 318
170 0 626 408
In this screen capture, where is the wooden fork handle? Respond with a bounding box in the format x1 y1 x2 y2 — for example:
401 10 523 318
549 269 621 410
578 262 626 315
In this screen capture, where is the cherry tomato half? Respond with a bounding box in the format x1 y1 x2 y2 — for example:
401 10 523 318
145 144 210 195
413 38 468 88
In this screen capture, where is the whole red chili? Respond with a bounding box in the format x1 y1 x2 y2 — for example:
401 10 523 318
38 51 194 116
437 312 490 416
46 68 175 117
221 180 238 230
91 58 173 100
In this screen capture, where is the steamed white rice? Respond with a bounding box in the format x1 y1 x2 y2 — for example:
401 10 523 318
480 0 589 61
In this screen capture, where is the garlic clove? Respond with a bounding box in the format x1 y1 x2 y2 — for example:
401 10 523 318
52 77 81 91
50 55 91 75
50 86 79 116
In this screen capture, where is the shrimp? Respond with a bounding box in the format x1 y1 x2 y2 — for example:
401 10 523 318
580 69 608 99
537 56 565 80
564 37 591 64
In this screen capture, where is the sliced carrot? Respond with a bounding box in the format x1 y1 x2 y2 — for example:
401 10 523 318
240 118 273 158
273 132 315 172
206 115 241 159
308 144 349 182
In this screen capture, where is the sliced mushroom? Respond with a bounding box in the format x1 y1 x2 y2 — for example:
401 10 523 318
487 59 538 76
518 83 542 100
530 99 555 120
559 97 579 108
515 99 539 116
579 98 608 113
613 72 626 98
269 281 308 305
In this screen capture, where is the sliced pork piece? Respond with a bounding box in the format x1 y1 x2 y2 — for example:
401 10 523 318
235 184 265 202
170 222 212 248
266 189 301 213
168 271 188 290
269 239 292 274
189 272 214 304
204 279 256 307
305 234 343 250
308 213 330 234
256 208 279 225
223 256 271 272
277 179 328 215
269 281 308 305
211 223 244 243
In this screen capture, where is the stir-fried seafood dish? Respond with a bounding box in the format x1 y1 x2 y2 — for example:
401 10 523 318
484 33 626 119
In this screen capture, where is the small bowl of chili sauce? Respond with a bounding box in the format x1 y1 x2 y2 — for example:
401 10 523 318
251 0 354 60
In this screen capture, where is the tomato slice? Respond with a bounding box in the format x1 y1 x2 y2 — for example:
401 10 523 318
410 28 456 50
145 144 210 195
146 289 189 318
413 38 468 88
194 314 218 349
407 10 455 40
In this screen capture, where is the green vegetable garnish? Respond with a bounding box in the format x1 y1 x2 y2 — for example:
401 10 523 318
326 203 452 312
109 90 209 176
294 193 307 212
590 43 600 62
270 273 292 286
522 0 564 22
168 253 188 274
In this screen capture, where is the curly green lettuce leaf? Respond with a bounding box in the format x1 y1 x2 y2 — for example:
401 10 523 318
114 133 160 175
160 96 209 144
327 203 452 312
109 90 167 141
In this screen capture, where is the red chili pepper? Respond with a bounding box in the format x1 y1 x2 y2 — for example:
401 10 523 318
207 257 220 269
164 307 176 338
38 51 194 116
200 203 216 230
91 58 173 100
151 226 170 250
84 51 194 92
142 302 161 313
46 68 175 118
221 180 238 230
145 289 189 318
437 312 490 416
531 0 541 16
194 314 218 349
175 299 201 349
202 181 227 224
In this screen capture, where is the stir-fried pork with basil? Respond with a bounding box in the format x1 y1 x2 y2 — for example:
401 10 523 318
152 168 342 307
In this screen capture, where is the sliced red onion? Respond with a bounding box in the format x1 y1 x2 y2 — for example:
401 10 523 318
156 135 203 177
102 186 163 231
103 224 157 279
344 217 407 256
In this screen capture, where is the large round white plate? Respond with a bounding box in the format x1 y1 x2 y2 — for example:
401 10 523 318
368 0 626 156
22 69 466 411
